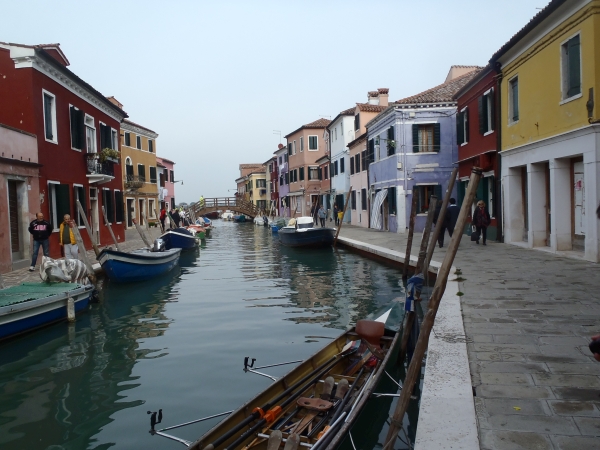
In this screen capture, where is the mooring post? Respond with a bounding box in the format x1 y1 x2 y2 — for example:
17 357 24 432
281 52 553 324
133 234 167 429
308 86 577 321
101 206 120 251
399 195 437 363
384 167 482 450
402 191 419 279
424 167 458 280
333 186 352 248
69 220 96 283
76 200 100 257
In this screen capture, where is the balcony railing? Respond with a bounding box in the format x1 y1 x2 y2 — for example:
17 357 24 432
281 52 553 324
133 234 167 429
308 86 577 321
125 174 145 189
86 154 115 177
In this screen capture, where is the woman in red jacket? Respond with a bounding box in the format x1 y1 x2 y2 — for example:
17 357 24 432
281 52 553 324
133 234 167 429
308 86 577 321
473 200 491 245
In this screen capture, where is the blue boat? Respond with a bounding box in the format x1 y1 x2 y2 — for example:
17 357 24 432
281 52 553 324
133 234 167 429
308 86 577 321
278 217 336 248
233 214 247 223
159 227 198 250
98 247 182 283
0 282 94 341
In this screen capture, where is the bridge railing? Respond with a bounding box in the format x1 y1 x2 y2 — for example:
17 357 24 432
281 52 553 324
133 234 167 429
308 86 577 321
190 197 262 218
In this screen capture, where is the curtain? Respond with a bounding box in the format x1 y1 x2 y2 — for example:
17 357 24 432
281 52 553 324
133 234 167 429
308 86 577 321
370 189 388 230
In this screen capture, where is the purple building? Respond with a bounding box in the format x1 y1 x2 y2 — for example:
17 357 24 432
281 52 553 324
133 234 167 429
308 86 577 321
367 68 481 233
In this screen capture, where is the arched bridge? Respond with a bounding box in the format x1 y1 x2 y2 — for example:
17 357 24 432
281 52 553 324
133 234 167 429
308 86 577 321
190 197 261 219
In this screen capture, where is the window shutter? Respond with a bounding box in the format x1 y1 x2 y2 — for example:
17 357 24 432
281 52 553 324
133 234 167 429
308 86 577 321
138 165 146 180
567 35 581 97
456 113 463 145
55 184 70 227
350 159 355 175
512 79 519 121
150 166 157 183
340 157 345 173
334 160 339 175
489 90 495 131
70 107 78 148
412 124 419 152
478 97 485 135
77 110 85 150
464 111 469 144
125 132 130 147
368 139 374 163
100 124 106 149
300 167 305 181
44 95 53 140
149 140 154 153
318 167 322 180
433 123 441 152
434 184 443 200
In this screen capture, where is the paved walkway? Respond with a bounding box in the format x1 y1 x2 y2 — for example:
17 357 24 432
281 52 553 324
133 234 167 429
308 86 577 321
337 225 600 450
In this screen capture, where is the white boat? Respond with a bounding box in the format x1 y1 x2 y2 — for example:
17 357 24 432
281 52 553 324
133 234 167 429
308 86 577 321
221 210 234 221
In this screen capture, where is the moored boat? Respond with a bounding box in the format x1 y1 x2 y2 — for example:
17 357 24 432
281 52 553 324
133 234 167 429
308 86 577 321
151 309 400 449
0 282 94 340
187 224 206 240
204 211 220 219
221 210 234 221
160 227 198 250
278 217 335 248
98 247 182 283
233 214 247 223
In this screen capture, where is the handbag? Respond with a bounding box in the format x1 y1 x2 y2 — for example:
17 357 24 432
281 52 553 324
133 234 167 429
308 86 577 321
470 225 480 242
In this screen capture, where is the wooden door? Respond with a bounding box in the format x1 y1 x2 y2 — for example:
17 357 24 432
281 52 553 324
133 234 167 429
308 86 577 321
8 180 20 254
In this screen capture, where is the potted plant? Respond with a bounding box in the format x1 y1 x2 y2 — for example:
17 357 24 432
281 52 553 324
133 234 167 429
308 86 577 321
99 148 120 163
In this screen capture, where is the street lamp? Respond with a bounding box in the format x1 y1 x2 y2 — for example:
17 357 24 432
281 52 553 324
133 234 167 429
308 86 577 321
173 180 183 185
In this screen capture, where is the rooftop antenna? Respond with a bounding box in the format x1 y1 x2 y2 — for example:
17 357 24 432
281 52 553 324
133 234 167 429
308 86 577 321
320 115 331 119
273 130 281 143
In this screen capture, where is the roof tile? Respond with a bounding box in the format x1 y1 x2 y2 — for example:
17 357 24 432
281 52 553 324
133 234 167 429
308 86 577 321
394 69 482 105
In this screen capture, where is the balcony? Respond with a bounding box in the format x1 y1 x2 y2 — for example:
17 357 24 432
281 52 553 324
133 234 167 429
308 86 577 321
85 153 115 185
125 174 145 190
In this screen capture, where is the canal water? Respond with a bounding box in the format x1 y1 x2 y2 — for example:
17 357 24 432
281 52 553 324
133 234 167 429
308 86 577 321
0 221 419 450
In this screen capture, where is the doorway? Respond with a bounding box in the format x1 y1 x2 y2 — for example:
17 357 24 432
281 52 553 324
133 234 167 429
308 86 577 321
572 159 585 251
8 180 21 259
127 199 135 228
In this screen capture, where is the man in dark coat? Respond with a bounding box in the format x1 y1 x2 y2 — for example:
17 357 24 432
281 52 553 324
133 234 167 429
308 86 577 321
28 212 52 271
435 198 460 248
171 208 181 228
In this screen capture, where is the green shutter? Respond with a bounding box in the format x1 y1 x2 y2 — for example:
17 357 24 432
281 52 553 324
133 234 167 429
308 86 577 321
478 96 485 135
412 124 419 152
567 35 581 97
457 113 464 145
512 79 519 121
43 95 53 140
434 185 443 201
433 123 441 152
70 107 78 148
489 91 495 131
55 184 70 224
300 167 305 180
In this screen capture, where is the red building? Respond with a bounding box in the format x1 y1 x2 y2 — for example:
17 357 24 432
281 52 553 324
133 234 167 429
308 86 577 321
0 42 128 260
453 65 501 241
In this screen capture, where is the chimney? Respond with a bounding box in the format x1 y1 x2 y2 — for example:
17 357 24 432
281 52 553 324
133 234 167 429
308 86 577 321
107 96 123 109
278 143 284 149
378 88 389 107
367 91 379 105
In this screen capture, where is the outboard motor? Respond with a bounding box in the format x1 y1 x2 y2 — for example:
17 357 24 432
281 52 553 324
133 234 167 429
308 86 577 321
152 238 166 252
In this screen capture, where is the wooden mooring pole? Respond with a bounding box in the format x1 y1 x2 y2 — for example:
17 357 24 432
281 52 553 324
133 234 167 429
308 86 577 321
383 167 482 450
398 195 437 363
424 167 458 278
76 200 100 257
402 191 419 280
101 206 120 251
68 220 96 283
333 186 352 248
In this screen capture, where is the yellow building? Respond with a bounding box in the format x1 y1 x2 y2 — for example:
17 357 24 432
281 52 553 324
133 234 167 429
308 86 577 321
120 118 160 229
494 0 600 261
246 170 267 212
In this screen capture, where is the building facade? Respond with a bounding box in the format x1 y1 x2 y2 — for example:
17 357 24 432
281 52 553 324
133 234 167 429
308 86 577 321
327 107 355 223
453 66 501 240
0 42 128 260
265 155 278 215
494 0 600 261
367 70 479 233
156 157 176 211
275 146 290 216
119 116 160 228
284 118 331 217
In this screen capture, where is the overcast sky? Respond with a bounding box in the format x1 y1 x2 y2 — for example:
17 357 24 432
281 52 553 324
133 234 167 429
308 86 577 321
3 0 547 203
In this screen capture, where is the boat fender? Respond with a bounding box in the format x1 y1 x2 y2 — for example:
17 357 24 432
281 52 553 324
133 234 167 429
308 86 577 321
252 407 264 418
67 297 75 322
264 406 282 423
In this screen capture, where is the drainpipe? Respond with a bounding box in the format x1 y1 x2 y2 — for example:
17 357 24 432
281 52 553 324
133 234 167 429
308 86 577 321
494 62 504 242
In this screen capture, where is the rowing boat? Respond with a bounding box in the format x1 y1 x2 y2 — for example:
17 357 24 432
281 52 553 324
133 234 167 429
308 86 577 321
179 309 400 450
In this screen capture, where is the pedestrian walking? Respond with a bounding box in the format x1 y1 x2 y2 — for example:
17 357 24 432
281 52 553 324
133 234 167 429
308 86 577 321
171 208 181 228
472 200 491 245
318 205 326 227
159 207 166 231
28 212 52 271
59 214 78 260
334 204 340 226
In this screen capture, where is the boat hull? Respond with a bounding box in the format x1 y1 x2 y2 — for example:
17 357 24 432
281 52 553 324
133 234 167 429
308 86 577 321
98 248 182 283
278 227 336 247
0 283 94 341
160 228 198 250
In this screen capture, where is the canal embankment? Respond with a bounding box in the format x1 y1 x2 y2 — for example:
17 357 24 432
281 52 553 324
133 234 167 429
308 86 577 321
338 225 600 450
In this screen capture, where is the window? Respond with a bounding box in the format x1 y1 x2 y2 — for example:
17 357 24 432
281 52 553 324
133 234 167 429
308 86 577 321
350 158 355 175
42 90 57 143
367 139 375 164
412 124 440 152
479 89 494 134
308 167 318 180
256 179 266 188
48 182 70 230
351 190 356 210
279 175 283 186
334 160 339 176
324 165 328 179
561 34 581 100
69 106 85 150
115 191 124 223
388 186 396 215
361 188 367 210
284 172 289 184
278 156 282 164
361 151 367 171
415 185 442 214
138 164 146 182
288 143 293 156
100 123 114 150
299 167 305 181
387 126 395 156
149 139 154 153
164 168 169 182
136 135 142 149
509 76 519 123
354 114 360 131
73 185 86 227
149 166 157 184
85 115 96 153
284 153 288 163
170 170 174 182
159 170 165 186
149 199 156 219
124 132 131 146
103 189 115 223
340 157 345 173
355 154 361 173
308 135 318 150
293 140 296 155
112 129 118 150
457 108 469 145
300 136 304 152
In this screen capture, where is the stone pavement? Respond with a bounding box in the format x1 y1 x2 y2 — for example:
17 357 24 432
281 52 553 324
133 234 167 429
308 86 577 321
338 225 600 450
1 228 160 289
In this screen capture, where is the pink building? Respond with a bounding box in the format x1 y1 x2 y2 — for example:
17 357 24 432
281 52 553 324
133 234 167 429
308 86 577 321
156 157 176 210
